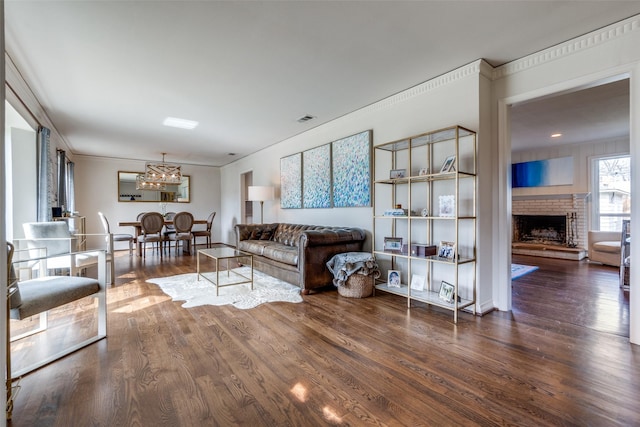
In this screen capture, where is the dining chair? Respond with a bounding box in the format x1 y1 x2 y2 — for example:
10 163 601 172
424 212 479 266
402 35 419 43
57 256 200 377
137 212 165 259
192 211 216 249
168 212 194 255
163 211 177 252
98 212 134 256
98 212 135 285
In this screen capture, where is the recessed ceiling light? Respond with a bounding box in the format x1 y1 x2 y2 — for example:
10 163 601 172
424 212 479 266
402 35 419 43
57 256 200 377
551 133 562 138
163 117 199 130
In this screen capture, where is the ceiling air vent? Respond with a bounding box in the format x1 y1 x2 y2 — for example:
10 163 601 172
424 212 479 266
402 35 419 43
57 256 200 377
297 115 315 123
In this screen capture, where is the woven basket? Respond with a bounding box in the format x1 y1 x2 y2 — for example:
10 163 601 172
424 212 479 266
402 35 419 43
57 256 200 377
338 274 374 298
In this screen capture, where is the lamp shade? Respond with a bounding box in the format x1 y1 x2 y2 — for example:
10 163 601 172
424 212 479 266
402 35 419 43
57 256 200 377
248 186 275 202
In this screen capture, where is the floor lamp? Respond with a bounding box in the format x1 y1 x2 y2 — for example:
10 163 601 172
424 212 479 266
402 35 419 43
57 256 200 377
248 186 275 224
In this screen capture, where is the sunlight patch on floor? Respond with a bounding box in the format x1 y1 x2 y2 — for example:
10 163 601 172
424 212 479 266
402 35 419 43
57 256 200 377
290 382 307 402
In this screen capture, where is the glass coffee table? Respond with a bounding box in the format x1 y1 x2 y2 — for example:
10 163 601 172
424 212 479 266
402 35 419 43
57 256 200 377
197 247 253 296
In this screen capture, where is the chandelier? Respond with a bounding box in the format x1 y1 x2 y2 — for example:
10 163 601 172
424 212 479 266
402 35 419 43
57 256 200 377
135 174 166 191
136 153 182 190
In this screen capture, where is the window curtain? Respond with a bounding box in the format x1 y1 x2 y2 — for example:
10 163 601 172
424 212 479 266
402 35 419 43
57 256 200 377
57 149 67 211
37 126 51 222
66 161 75 213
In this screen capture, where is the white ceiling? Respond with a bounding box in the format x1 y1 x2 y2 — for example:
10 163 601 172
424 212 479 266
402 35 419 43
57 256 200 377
510 78 630 153
5 1 640 166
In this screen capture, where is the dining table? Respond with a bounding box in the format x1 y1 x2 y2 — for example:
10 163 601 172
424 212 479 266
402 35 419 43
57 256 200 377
119 218 208 256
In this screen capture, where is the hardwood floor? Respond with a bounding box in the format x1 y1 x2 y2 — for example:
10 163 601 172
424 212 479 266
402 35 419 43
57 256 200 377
512 254 630 337
8 250 638 426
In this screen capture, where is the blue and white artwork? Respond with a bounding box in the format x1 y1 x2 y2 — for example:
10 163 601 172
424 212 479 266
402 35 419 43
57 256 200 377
512 156 573 188
280 153 302 208
303 144 331 208
332 130 372 207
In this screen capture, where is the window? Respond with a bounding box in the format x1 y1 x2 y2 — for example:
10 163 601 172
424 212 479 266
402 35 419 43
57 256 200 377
592 155 630 231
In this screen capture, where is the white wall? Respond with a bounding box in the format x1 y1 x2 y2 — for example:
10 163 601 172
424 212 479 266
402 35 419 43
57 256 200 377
74 155 221 250
8 127 37 239
512 137 629 198
221 60 495 312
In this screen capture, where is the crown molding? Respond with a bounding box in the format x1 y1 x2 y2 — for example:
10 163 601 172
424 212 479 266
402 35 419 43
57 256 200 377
493 14 640 80
354 59 490 118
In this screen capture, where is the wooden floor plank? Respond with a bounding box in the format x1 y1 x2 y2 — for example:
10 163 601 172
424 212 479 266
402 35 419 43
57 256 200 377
7 249 638 426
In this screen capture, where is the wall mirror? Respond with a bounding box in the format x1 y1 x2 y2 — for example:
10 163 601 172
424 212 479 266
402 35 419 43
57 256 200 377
118 171 190 203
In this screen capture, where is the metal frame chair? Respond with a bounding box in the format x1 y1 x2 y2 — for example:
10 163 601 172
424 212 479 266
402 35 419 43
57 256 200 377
6 241 107 418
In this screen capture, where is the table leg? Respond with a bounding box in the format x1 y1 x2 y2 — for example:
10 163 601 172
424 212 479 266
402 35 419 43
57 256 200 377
134 226 142 257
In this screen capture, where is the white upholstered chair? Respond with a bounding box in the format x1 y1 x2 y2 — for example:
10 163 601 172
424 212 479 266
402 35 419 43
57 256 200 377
588 230 622 267
22 221 100 277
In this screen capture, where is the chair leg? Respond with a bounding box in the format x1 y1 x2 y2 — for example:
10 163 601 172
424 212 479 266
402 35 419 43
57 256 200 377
108 257 115 285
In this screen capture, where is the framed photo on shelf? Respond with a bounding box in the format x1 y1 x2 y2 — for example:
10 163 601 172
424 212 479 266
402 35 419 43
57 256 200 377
438 281 455 303
439 155 456 173
438 194 455 217
387 270 401 288
418 167 429 176
389 169 406 179
384 237 403 252
438 241 456 260
410 274 425 291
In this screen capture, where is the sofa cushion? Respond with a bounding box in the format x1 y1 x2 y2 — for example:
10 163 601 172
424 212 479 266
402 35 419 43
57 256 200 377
259 224 278 240
262 244 298 266
248 229 263 240
239 240 283 255
239 240 268 256
239 240 298 266
593 241 621 253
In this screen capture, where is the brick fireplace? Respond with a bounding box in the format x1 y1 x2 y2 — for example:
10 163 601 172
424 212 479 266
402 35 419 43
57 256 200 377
513 214 567 245
512 194 588 260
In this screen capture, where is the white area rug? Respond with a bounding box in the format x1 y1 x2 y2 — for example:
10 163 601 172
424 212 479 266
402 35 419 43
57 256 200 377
147 267 303 309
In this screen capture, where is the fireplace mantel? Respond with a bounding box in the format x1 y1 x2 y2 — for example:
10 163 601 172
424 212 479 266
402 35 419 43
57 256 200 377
512 192 590 201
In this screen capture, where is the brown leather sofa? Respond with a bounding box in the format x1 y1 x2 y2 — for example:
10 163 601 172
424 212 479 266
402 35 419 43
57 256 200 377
235 223 366 294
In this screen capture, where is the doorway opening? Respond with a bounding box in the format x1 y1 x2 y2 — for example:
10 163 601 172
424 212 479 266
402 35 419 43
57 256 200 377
507 77 631 336
241 171 253 224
